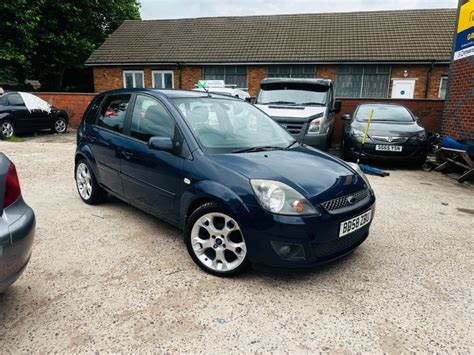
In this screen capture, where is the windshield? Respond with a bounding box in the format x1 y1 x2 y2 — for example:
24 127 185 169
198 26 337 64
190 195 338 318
172 97 295 154
257 83 329 106
356 105 414 122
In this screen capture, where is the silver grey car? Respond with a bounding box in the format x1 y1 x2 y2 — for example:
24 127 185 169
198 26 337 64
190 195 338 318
0 153 35 292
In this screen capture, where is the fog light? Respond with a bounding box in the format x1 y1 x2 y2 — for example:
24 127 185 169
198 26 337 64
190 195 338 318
270 241 306 261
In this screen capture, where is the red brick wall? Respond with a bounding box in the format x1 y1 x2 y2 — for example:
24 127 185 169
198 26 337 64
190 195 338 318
36 92 444 142
36 93 95 128
248 66 266 97
389 64 449 99
441 57 474 139
333 98 445 143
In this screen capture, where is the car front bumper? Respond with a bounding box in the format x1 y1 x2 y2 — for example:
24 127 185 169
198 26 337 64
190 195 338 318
240 196 375 268
344 138 428 161
0 198 35 292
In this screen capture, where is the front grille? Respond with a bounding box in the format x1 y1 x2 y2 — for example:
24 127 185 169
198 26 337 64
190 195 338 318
321 189 369 213
372 136 408 143
280 121 304 135
313 230 368 258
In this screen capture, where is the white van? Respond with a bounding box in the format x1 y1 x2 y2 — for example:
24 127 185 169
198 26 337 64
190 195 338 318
255 78 341 150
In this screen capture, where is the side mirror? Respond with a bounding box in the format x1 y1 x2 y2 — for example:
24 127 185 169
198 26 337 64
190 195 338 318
341 114 352 121
332 100 342 114
148 136 174 151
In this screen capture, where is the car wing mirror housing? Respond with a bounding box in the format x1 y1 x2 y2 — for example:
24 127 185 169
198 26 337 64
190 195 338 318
341 114 352 121
332 100 342 114
148 136 174 151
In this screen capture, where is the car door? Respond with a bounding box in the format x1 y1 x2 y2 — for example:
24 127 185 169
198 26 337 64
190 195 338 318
120 94 187 223
88 94 132 195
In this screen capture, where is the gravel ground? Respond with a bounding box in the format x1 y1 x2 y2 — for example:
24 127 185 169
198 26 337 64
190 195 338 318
0 132 473 353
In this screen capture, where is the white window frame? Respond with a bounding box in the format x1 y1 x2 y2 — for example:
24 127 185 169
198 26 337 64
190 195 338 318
438 76 448 99
152 70 174 89
123 70 144 88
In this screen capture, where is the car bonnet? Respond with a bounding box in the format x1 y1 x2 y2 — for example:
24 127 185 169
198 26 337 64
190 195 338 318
208 146 367 205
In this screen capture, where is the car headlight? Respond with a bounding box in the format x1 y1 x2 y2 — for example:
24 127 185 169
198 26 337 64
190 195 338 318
250 179 318 215
412 131 427 140
347 162 372 189
350 128 372 142
351 128 365 138
308 119 320 134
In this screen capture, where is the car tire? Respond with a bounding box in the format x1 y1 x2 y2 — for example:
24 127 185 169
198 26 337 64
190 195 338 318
185 202 249 277
0 120 15 139
52 117 68 134
75 159 107 205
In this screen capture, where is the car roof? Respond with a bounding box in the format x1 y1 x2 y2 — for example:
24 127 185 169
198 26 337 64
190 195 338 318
98 88 239 100
260 78 332 86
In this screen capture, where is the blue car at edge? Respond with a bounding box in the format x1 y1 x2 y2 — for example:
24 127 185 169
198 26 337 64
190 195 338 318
75 88 376 276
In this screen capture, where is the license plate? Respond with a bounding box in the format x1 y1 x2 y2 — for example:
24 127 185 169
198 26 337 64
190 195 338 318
339 210 372 237
375 145 403 152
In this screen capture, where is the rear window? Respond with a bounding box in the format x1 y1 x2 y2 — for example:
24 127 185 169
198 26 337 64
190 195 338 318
85 95 105 124
355 105 414 122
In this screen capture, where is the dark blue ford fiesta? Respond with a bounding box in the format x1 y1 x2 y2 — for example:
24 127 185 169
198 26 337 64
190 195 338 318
75 88 376 276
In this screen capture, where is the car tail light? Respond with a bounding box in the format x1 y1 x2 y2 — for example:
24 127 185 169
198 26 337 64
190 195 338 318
3 162 21 208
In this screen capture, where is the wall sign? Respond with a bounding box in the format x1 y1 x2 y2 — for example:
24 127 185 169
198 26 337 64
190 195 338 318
454 0 474 61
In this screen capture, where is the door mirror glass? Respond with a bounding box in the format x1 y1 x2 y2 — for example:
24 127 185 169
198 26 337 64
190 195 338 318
341 114 352 121
332 100 342 114
148 136 174 151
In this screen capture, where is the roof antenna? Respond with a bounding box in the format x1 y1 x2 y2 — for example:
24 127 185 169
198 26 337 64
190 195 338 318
197 80 211 97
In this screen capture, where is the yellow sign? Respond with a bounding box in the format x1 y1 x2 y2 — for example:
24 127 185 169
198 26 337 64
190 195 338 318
454 0 474 61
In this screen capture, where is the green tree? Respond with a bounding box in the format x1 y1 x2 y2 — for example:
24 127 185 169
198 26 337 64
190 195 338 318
0 0 141 90
0 0 42 84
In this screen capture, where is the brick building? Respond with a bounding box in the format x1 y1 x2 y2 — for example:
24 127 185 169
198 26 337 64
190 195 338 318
86 9 455 100
441 1 474 139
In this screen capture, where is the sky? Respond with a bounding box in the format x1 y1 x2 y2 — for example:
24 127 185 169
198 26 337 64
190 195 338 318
139 0 458 20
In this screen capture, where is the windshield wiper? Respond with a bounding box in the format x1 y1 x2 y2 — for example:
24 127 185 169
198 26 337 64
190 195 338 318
232 146 285 153
262 101 297 105
286 140 299 149
297 102 326 106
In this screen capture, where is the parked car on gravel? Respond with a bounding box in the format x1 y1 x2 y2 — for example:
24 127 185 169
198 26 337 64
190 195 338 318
340 103 428 165
0 153 35 292
0 92 69 139
255 78 341 151
75 88 375 277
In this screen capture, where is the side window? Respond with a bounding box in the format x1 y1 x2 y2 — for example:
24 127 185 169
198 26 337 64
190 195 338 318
130 95 176 142
0 96 8 106
96 94 131 133
7 94 25 106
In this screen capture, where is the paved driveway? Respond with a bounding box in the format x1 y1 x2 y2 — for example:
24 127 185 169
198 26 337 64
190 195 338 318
0 133 473 352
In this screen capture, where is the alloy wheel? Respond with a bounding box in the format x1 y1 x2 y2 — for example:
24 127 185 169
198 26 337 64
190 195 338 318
55 119 67 133
190 212 247 272
76 162 92 200
1 122 14 138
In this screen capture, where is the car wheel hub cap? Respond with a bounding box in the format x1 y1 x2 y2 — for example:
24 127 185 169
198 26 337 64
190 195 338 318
191 212 247 272
55 120 66 132
76 163 92 200
2 123 13 138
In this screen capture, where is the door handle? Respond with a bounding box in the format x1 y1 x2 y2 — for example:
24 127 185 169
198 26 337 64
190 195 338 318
121 150 134 159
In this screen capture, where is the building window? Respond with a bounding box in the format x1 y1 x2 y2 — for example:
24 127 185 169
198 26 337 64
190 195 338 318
335 65 390 98
267 65 315 78
439 76 448 99
123 70 144 88
152 70 174 89
202 66 247 89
